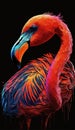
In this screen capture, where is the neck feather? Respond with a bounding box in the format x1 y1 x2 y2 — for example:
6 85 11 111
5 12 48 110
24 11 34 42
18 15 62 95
46 17 73 110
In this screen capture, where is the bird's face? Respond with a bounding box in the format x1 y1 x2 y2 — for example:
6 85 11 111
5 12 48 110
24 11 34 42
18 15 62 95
11 14 56 67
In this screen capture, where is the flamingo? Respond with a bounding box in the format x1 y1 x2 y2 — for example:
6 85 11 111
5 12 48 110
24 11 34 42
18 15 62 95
1 13 75 130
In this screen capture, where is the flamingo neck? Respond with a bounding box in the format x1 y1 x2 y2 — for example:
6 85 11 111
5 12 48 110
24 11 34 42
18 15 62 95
52 23 72 74
46 18 73 110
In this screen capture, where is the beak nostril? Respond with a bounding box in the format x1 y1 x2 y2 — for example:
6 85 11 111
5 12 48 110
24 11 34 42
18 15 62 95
28 40 30 47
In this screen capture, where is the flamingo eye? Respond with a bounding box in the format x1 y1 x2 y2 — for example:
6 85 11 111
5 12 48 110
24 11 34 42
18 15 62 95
29 24 38 32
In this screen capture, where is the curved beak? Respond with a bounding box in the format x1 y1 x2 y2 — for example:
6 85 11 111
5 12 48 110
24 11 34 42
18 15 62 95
11 32 31 68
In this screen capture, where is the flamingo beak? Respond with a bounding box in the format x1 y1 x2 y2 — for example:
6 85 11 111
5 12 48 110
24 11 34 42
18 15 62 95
14 41 29 63
11 32 31 68
11 25 38 69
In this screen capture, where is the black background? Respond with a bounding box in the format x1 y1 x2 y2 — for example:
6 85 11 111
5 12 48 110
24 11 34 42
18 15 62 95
0 0 75 130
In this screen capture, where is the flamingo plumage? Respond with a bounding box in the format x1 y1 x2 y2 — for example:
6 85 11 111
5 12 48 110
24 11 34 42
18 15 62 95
1 13 75 130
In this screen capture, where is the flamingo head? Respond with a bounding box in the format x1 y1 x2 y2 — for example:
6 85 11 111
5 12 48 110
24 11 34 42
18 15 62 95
11 14 57 68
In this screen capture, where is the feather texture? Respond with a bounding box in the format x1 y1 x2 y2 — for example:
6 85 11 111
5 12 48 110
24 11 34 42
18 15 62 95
1 53 74 116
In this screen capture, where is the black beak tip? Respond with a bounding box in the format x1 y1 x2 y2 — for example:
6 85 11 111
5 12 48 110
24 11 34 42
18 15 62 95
11 55 21 70
17 63 21 69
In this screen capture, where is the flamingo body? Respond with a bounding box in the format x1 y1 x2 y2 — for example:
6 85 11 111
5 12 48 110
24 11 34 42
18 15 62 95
2 53 74 116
